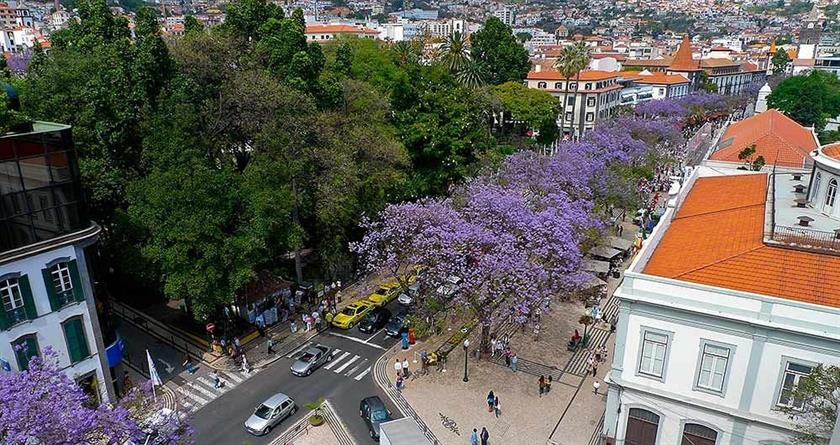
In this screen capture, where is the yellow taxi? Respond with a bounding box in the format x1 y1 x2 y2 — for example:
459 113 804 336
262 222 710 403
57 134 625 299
331 300 374 329
366 282 402 307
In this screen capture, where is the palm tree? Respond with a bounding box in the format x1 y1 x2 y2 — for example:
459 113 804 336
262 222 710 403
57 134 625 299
441 31 470 73
456 59 485 88
392 40 420 67
554 41 592 141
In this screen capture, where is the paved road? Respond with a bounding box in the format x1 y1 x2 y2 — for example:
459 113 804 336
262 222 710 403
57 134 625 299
192 302 405 445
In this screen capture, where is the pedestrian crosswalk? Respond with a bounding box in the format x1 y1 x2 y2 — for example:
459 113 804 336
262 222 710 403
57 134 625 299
326 348 372 381
172 368 250 413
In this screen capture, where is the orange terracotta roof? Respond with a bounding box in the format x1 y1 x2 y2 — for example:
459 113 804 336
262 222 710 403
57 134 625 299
305 24 378 34
821 142 840 160
740 62 759 71
787 48 798 59
669 35 701 71
527 69 620 81
633 71 690 85
644 174 840 308
625 58 672 67
794 58 815 66
699 58 740 68
709 109 816 168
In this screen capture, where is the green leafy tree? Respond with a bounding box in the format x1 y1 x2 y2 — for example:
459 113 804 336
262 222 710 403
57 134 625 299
331 42 353 76
777 365 840 445
470 17 531 85
737 144 765 171
772 48 791 75
183 16 203 35
515 32 532 43
768 70 840 130
493 81 559 144
224 0 284 41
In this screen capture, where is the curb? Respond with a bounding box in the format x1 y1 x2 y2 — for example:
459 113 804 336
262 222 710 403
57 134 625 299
270 399 356 445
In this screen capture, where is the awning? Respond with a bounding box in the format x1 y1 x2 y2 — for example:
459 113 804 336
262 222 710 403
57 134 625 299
582 259 610 274
588 246 623 260
606 236 633 252
581 275 608 290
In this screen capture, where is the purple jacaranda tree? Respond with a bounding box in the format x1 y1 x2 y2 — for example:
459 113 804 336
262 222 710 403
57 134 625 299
353 151 601 352
0 348 192 445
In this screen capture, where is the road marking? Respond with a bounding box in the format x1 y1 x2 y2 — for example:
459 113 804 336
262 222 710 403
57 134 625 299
325 352 350 370
190 380 220 399
331 348 342 356
333 355 360 373
287 342 312 358
364 329 385 343
326 332 386 350
343 359 367 377
354 366 372 381
197 376 227 393
222 371 244 384
178 386 208 405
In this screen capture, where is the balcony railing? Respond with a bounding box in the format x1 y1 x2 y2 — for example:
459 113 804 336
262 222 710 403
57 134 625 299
56 289 76 307
769 225 840 253
6 306 27 325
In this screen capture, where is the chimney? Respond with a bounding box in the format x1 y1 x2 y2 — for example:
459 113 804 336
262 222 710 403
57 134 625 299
793 184 806 194
794 198 808 208
535 64 542 72
797 216 814 227
792 173 802 181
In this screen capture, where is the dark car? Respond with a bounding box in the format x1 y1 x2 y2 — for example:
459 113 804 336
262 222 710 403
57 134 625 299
360 396 391 441
383 312 408 338
358 307 392 334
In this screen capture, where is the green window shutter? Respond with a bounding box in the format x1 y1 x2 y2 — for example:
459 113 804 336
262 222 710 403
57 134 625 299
18 275 37 320
68 260 85 303
42 268 60 311
15 336 38 371
0 304 8 331
64 318 89 363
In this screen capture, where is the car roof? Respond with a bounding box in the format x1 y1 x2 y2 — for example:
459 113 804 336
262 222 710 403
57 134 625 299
303 347 322 355
262 393 291 408
362 396 386 409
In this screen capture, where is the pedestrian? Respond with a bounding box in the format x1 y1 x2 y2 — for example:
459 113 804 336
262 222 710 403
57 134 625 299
595 348 602 362
539 375 545 397
486 391 495 412
533 323 541 341
480 427 489 445
587 355 595 372
234 337 241 349
182 354 195 374
213 370 221 389
267 336 275 354
535 307 542 323
242 354 252 374
470 428 478 445
495 339 504 358
511 354 519 372
490 337 497 358
256 322 265 338
504 347 512 367
493 395 500 418
593 380 601 395
395 359 403 377
402 358 410 378
618 224 624 237
396 374 404 392
546 375 552 393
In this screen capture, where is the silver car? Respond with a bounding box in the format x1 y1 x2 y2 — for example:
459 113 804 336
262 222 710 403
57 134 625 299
290 344 332 376
244 393 296 436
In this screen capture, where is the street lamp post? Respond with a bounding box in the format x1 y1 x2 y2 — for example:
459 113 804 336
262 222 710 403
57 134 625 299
462 339 470 383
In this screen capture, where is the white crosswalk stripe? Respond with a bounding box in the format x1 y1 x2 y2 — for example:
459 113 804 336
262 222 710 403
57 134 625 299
354 366 372 381
343 359 367 377
333 355 360 373
178 385 208 406
325 352 350 370
221 370 244 384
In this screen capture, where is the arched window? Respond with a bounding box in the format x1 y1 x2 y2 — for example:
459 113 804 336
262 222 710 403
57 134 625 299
812 172 822 202
625 408 659 445
555 82 563 89
537 81 547 89
825 179 837 212
681 423 718 445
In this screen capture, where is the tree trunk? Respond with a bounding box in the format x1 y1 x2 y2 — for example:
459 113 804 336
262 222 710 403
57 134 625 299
558 88 566 142
479 321 491 359
575 71 584 141
291 179 304 284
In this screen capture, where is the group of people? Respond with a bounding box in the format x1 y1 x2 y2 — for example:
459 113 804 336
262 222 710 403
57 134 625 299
394 357 411 391
538 375 553 397
586 346 609 377
470 427 491 445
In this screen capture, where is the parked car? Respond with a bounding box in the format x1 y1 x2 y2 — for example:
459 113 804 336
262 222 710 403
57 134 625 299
360 396 392 441
290 344 332 376
358 307 392 333
331 300 374 329
384 312 409 338
366 282 401 307
398 282 420 305
244 393 296 436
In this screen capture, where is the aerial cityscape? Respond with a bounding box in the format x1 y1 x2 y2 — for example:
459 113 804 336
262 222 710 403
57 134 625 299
1 0 840 444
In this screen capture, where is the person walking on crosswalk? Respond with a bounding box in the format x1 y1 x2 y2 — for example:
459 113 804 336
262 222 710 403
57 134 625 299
213 370 222 389
267 337 275 355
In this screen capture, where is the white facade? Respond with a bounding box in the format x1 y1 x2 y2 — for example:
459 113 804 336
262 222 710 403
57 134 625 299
0 234 115 403
603 168 840 445
493 6 514 27
526 70 622 137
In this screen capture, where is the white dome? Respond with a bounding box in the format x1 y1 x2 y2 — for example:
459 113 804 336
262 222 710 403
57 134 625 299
759 83 772 93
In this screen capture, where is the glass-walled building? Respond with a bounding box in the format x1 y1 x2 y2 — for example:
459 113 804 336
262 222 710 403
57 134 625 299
0 122 89 252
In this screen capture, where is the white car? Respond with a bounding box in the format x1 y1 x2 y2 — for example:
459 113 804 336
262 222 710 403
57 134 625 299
398 282 420 305
244 393 297 436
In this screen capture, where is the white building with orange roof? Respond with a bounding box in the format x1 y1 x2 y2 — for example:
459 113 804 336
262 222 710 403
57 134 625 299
304 23 379 43
603 147 840 443
525 67 622 137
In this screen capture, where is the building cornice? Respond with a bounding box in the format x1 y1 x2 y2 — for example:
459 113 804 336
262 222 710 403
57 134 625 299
0 223 101 266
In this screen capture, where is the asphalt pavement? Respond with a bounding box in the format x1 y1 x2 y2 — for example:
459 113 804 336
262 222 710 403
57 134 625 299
191 301 406 445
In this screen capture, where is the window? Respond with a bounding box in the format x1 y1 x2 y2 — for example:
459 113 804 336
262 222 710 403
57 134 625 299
585 82 592 90
567 96 576 106
62 316 89 364
625 408 660 445
681 423 718 445
537 81 547 89
12 334 39 371
812 173 822 202
639 331 668 378
569 82 577 90
555 82 564 89
825 179 837 210
778 362 813 409
697 343 730 393
1 278 23 312
585 112 594 122
51 262 73 293
565 112 573 121
587 97 596 107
